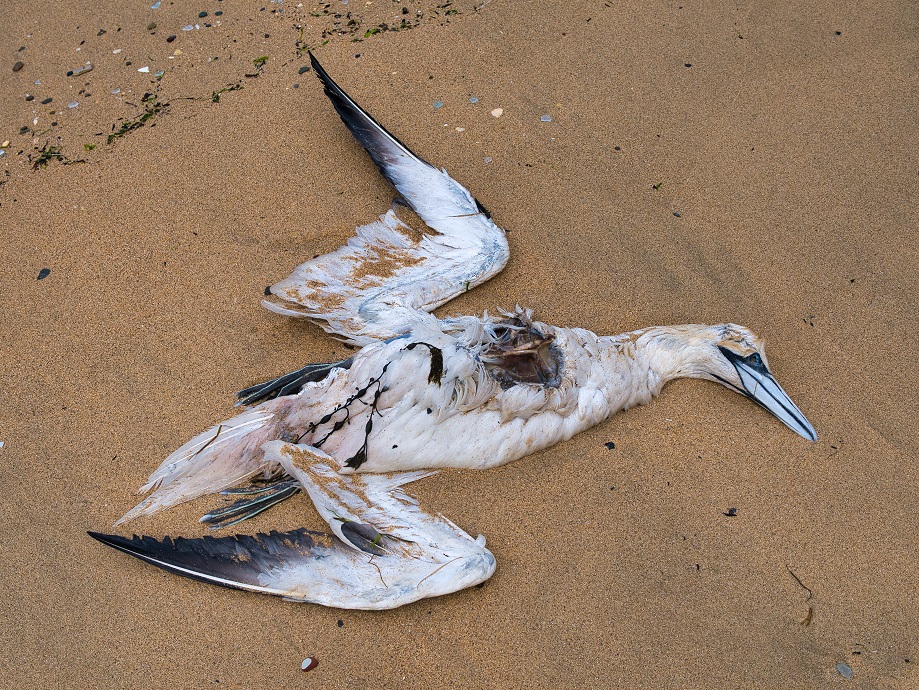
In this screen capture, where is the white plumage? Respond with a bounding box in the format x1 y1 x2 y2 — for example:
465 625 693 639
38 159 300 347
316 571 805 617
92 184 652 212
91 53 816 609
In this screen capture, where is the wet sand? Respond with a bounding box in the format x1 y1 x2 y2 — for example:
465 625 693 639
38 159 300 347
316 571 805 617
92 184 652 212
1 0 917 687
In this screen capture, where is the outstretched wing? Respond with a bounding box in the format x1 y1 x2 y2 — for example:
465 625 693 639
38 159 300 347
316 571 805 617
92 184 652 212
90 443 497 610
262 52 510 345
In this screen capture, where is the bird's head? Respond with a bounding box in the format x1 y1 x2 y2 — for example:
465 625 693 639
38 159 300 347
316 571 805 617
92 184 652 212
644 323 817 441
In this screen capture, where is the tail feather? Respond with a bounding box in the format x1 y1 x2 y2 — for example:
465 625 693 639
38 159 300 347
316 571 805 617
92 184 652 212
116 409 282 525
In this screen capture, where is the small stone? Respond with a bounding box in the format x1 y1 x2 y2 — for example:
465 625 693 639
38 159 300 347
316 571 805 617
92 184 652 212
37 268 51 280
337 619 343 628
298 65 310 74
138 66 150 73
19 126 29 134
723 507 738 517
147 21 157 30
215 10 223 15
672 211 682 217
540 114 552 122
469 97 478 103
483 156 493 164
166 35 176 42
301 658 318 672
490 108 503 117
67 63 93 77
41 97 52 104
25 94 34 101
433 100 443 109
604 441 616 450
113 48 122 54
68 101 79 108
12 61 24 72
684 63 692 68
1 141 9 148
199 11 208 17
455 127 465 132
182 24 194 31
836 662 853 679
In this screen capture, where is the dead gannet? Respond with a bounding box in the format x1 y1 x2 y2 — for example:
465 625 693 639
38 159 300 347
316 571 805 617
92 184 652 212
90 53 816 608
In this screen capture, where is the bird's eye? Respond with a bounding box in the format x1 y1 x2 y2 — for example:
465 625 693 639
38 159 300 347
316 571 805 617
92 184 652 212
745 353 763 367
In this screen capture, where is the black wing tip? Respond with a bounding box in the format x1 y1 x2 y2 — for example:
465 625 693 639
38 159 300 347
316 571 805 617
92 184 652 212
88 528 326 594
87 530 134 550
305 50 431 176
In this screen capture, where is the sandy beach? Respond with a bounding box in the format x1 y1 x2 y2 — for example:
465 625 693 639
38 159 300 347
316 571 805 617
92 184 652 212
1 0 917 687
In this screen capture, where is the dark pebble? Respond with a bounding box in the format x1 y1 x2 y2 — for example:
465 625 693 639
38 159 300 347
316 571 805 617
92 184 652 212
337 619 343 628
264 285 272 295
672 211 682 218
293 83 298 88
215 10 223 15
199 11 208 17
41 97 52 104
18 125 29 134
98 28 106 36
834 30 842 36
147 21 157 30
684 63 692 68
614 145 621 151
37 268 51 280
298 65 310 74
723 507 738 517
604 441 616 450
166 35 176 42
25 94 34 101
12 61 24 72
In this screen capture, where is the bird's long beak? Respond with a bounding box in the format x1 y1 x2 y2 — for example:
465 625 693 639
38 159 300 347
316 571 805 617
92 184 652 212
718 348 817 441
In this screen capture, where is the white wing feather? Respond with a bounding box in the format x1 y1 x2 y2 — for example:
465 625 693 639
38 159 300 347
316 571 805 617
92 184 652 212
262 53 510 345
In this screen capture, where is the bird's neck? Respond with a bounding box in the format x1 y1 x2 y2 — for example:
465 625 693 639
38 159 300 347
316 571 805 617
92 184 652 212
594 325 709 407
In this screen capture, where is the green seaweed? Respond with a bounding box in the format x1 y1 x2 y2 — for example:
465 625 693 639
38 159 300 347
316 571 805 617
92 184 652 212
212 83 243 103
107 93 164 144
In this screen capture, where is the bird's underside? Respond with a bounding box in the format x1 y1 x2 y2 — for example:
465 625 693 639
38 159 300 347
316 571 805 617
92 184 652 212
90 52 817 610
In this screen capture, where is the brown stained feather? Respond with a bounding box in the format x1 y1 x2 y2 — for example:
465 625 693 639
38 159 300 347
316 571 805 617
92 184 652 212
347 243 424 282
481 316 563 389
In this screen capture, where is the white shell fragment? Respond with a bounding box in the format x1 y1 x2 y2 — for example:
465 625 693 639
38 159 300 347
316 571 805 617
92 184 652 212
490 107 503 117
